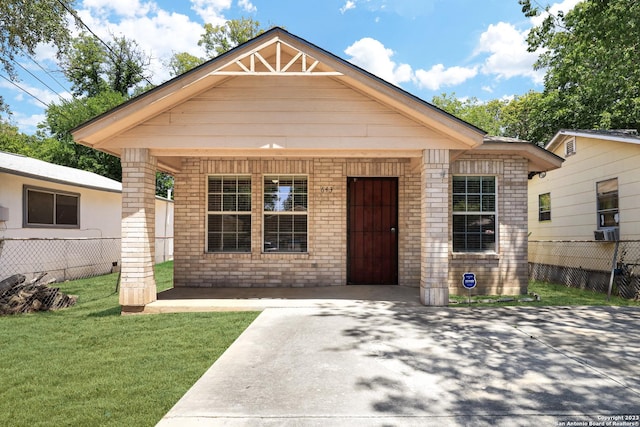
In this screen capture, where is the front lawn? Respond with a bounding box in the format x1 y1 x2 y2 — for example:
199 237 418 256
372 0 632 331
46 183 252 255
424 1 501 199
0 262 259 427
449 280 640 307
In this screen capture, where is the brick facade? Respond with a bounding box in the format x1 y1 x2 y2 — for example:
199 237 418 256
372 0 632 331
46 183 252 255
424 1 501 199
171 154 529 299
120 148 157 309
449 154 529 295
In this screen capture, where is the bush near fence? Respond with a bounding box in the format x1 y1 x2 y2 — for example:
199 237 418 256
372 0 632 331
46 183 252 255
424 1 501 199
529 240 640 299
0 237 173 283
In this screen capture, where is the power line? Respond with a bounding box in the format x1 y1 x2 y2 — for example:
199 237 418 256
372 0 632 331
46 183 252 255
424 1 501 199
55 0 155 88
12 60 68 104
0 74 50 108
19 49 72 94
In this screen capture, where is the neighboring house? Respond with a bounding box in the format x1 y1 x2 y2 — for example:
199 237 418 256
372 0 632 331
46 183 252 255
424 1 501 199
71 28 562 311
528 129 640 241
527 129 640 297
0 151 173 279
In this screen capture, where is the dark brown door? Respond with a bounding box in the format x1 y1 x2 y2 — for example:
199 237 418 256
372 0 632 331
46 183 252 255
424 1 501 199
347 177 398 285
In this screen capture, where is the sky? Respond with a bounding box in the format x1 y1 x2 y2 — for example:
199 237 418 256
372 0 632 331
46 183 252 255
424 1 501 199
0 0 581 134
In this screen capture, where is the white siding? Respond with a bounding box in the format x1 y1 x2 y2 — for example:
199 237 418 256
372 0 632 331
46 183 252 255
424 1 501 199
528 136 640 240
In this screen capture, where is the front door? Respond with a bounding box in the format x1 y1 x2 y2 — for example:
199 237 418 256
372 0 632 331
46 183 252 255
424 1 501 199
347 177 398 285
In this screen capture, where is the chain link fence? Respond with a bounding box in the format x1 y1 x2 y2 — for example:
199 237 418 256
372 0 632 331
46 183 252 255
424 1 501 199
529 240 640 299
0 237 173 283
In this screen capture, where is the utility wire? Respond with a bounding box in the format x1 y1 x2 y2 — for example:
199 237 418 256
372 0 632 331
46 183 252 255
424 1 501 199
55 0 155 88
12 60 68 104
0 74 50 108
19 49 72 94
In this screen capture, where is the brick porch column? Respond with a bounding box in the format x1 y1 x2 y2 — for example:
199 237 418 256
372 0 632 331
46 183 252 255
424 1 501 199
120 148 157 311
420 149 450 305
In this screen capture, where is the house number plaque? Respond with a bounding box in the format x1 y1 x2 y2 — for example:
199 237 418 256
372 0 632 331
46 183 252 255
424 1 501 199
320 186 333 193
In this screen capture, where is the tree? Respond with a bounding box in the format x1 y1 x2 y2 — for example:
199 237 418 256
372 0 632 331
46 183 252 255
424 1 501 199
198 17 265 58
168 52 204 77
60 32 151 97
0 0 77 112
167 18 268 78
0 0 75 79
521 0 640 134
501 91 557 146
431 93 507 136
44 90 127 181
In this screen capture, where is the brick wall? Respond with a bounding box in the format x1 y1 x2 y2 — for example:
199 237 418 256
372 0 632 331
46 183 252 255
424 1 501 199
449 154 529 295
173 157 421 288
172 154 529 296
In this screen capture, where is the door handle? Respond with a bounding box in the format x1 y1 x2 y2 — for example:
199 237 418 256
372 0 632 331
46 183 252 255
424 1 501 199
391 227 397 233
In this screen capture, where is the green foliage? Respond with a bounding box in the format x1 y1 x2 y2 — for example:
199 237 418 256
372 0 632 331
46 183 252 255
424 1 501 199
0 0 75 79
44 90 127 180
0 262 259 426
431 93 507 136
0 0 77 112
168 51 204 77
500 91 557 146
198 17 265 58
60 32 151 97
524 0 640 134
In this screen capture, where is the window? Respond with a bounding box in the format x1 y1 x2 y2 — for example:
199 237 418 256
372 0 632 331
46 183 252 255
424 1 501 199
207 175 251 252
596 178 619 228
263 175 307 252
24 186 79 228
452 176 496 252
539 193 551 221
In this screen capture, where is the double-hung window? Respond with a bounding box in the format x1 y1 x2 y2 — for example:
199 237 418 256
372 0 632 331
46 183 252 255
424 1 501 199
24 186 79 228
452 176 496 252
596 178 619 228
207 175 251 252
538 193 551 221
263 175 308 252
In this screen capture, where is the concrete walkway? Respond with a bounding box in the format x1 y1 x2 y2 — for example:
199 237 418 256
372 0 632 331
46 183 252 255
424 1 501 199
157 302 640 426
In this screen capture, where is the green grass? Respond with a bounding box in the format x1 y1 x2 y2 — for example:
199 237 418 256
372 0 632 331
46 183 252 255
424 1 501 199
0 262 259 427
449 280 640 307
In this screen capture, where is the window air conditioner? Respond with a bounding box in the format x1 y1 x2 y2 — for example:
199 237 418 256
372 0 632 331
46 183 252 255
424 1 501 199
594 227 619 242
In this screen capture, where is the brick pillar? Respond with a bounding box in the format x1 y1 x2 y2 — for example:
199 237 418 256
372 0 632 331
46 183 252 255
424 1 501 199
420 149 450 305
120 148 157 311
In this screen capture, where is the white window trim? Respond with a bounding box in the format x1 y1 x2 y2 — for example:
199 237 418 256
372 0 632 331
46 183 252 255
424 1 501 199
205 174 252 253
262 174 309 254
452 175 498 254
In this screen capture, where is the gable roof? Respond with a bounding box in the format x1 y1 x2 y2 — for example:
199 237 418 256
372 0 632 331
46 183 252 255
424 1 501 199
547 129 640 151
0 151 122 193
72 27 486 169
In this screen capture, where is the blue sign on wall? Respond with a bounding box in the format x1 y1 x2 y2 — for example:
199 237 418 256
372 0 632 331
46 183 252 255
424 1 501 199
462 272 476 289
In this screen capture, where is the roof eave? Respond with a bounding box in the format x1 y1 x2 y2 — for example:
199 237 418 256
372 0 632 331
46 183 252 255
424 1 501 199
474 141 564 172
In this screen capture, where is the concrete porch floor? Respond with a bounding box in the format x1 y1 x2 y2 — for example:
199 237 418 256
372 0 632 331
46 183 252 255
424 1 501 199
144 285 422 313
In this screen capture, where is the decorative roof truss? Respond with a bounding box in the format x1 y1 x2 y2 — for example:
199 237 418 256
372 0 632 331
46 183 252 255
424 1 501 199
214 38 342 76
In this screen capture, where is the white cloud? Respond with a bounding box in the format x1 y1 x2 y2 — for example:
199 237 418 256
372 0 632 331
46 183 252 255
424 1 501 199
82 0 156 18
482 86 493 93
530 0 582 26
414 64 478 91
12 112 47 133
76 6 207 86
344 38 412 86
238 0 256 13
474 22 544 84
190 0 231 24
340 1 356 14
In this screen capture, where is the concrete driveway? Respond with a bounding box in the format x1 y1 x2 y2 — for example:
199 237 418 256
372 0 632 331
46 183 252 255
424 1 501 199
157 303 640 426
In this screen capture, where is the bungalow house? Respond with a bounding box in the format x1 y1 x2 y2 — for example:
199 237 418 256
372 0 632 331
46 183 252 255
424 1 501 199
71 28 562 312
0 151 173 280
